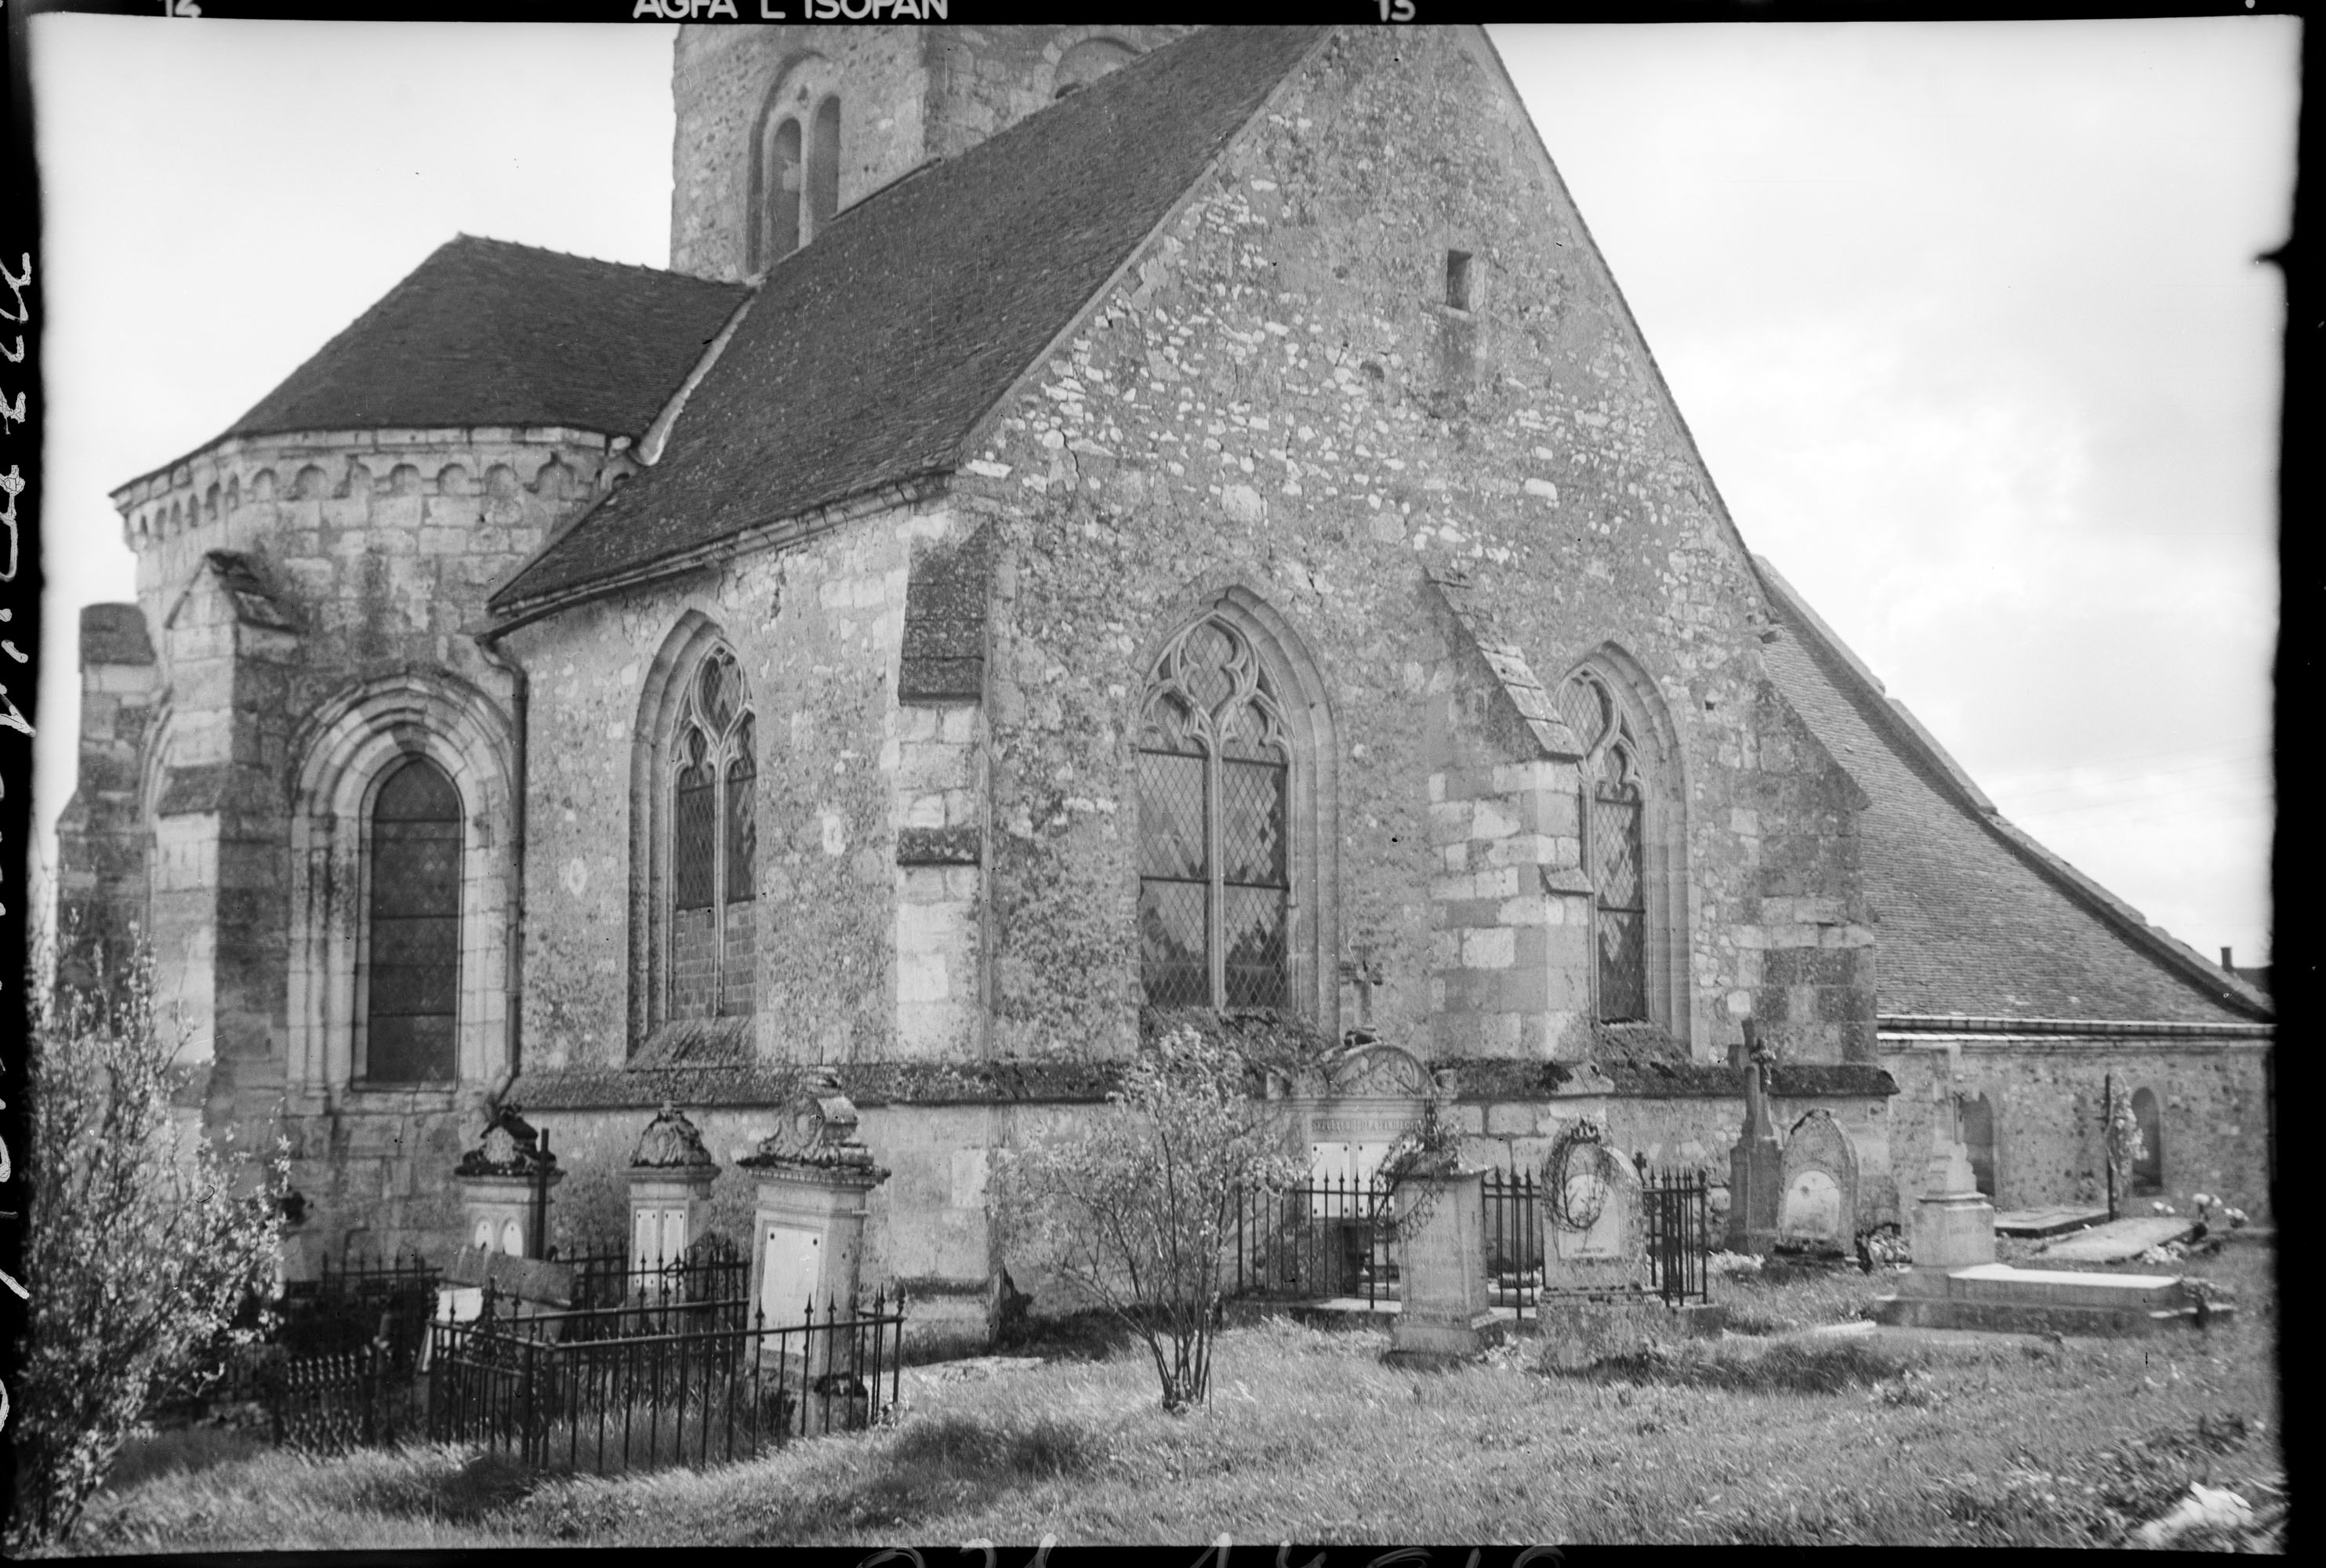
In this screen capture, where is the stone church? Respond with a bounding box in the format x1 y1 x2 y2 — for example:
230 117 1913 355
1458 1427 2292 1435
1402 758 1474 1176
56 25 2272 1313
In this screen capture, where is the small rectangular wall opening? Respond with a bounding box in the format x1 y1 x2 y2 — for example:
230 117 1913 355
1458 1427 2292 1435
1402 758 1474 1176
1445 249 1474 312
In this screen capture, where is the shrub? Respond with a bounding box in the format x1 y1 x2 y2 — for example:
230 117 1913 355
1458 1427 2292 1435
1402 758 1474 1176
8 931 288 1547
992 1025 1302 1411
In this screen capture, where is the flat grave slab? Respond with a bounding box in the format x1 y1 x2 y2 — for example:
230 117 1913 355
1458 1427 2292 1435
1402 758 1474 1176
2040 1216 2195 1262
1874 1258 2227 1337
1994 1205 2108 1238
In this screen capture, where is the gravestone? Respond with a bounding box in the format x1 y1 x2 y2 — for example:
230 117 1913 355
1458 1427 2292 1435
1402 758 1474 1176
627 1102 719 1278
1384 1166 1499 1366
1538 1123 1649 1294
1776 1109 1860 1257
1533 1121 1660 1371
741 1070 891 1392
1911 1069 1995 1269
1724 1024 1782 1256
450 1105 561 1260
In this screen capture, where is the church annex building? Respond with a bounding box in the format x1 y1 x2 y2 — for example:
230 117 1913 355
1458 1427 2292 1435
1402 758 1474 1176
56 25 2273 1315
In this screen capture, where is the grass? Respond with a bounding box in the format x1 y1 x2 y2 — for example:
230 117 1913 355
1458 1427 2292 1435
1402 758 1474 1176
51 1243 2281 1552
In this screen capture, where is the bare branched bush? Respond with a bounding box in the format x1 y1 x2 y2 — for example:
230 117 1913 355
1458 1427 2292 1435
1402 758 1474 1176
992 1025 1301 1413
9 927 288 1547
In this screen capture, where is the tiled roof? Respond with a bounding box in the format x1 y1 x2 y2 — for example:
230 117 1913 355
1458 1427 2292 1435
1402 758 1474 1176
216 235 746 448
1754 558 2268 1026
490 25 1326 616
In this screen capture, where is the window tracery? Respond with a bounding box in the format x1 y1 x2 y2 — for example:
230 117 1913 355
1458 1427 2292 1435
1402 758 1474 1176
1138 616 1291 1011
1557 670 1650 1024
669 645 757 1018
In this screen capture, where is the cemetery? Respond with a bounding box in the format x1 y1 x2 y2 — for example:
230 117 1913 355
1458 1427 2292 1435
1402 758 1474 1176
60 1057 2277 1552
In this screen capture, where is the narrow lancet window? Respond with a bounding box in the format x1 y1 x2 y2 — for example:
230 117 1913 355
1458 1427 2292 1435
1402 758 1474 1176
807 96 841 239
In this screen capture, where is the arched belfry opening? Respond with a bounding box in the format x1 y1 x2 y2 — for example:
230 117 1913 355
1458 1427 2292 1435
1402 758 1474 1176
749 57 843 273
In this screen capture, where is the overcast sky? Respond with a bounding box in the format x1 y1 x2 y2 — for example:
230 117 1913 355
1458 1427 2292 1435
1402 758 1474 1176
28 16 2290 967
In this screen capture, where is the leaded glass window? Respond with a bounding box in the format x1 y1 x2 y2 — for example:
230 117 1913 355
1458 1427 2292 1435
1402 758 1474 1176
1557 671 1650 1023
1138 618 1290 1011
366 755 461 1083
669 645 757 1019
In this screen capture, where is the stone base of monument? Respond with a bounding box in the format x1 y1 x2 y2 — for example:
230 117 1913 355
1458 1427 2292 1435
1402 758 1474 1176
1874 1263 2233 1338
1911 1192 1998 1269
1384 1308 1505 1367
1671 1301 1728 1338
1534 1294 1671 1372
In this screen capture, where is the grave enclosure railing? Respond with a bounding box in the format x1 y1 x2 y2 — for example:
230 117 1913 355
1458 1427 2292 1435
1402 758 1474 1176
550 1232 753 1316
1230 1174 1402 1308
1642 1167 1714 1307
1228 1167 1713 1319
425 1283 907 1475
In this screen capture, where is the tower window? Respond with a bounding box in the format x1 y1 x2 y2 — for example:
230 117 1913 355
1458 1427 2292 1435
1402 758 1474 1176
764 118 802 265
807 95 841 238
1445 250 1474 312
753 87 840 270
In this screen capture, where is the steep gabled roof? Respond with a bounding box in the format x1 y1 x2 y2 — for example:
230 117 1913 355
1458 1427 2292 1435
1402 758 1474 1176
489 25 1326 619
191 235 746 458
1752 557 2269 1026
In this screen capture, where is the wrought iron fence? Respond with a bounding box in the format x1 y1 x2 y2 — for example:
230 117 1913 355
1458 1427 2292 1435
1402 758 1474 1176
1482 1170 1545 1319
1229 1165 1711 1316
553 1232 750 1316
1644 1167 1712 1305
266 1344 425 1454
1229 1175 1401 1308
426 1285 907 1475
278 1251 444 1370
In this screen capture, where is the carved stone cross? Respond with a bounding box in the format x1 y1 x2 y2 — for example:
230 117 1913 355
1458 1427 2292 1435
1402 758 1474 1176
1340 948 1386 1027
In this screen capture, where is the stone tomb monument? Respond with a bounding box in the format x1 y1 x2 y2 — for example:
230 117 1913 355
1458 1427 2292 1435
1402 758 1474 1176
1724 1024 1783 1257
627 1102 719 1279
1539 1121 1649 1295
1533 1120 1663 1371
1384 1162 1500 1366
1909 1069 1996 1269
1776 1109 1860 1258
450 1105 562 1260
1874 1065 2232 1337
741 1071 891 1397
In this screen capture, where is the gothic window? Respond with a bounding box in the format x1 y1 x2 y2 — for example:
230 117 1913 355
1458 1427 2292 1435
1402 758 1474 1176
1138 616 1292 1011
669 645 757 1019
365 755 462 1083
1557 670 1650 1024
2130 1087 2165 1194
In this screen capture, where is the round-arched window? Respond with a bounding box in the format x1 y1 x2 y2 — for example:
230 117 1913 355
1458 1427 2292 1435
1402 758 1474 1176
366 755 462 1083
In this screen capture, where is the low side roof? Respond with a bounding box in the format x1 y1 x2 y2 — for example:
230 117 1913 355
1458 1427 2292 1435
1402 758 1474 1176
489 25 1326 617
1754 557 2268 1025
126 236 748 489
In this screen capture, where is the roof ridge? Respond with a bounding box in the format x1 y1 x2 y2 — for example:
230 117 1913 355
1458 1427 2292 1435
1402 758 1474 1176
445 230 733 287
1751 554 2271 1022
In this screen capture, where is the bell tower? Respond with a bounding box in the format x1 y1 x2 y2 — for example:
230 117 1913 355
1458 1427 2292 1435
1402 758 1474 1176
668 24 1196 282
